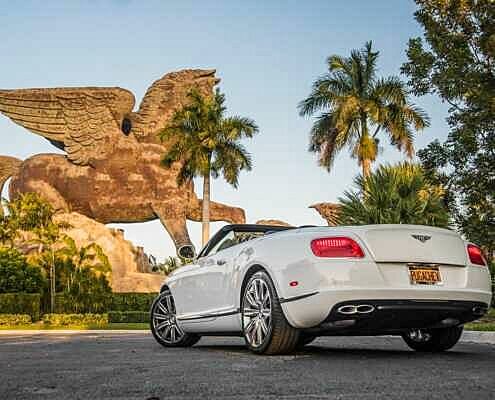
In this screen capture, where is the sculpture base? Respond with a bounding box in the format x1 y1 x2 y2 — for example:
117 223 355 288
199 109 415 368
55 212 163 293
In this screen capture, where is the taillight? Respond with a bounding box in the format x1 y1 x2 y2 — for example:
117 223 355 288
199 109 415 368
311 237 365 258
467 244 487 266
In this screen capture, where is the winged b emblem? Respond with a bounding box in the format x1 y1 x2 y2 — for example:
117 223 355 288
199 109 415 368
411 234 432 243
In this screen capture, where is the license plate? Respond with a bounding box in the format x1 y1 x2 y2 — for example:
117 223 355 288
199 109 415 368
408 265 442 285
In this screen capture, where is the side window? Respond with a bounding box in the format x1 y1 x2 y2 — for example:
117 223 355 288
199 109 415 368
206 231 236 257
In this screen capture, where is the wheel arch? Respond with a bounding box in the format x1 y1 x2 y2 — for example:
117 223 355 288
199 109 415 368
160 284 170 294
239 263 283 307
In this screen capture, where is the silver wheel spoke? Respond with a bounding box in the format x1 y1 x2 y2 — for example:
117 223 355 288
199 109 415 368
243 308 258 317
157 302 168 314
156 320 170 330
165 295 173 314
261 308 271 317
246 292 257 308
245 316 257 334
256 321 263 345
259 318 268 335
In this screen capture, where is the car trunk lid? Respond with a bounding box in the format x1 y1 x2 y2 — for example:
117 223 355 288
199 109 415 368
358 225 467 266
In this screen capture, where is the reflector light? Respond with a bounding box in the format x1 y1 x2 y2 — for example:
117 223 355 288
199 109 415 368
289 281 298 287
467 244 487 266
310 237 365 258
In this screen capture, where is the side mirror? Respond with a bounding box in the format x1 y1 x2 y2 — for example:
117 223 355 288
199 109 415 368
177 244 196 261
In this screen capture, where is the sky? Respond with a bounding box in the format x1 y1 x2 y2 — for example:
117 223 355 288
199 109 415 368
0 0 451 261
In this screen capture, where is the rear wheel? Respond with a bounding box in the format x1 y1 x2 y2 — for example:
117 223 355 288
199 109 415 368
241 271 300 355
402 326 463 352
150 290 200 348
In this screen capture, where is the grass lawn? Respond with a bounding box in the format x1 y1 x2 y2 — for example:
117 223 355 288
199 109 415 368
465 308 495 331
0 322 149 330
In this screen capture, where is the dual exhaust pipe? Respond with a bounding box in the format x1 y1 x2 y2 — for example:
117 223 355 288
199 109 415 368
337 304 375 315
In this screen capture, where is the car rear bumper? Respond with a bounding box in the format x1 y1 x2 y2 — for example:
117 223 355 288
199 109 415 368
301 299 488 336
281 288 492 329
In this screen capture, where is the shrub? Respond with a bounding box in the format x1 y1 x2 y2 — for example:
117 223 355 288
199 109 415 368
0 247 46 294
108 311 150 324
53 270 112 314
0 293 41 321
42 313 108 327
110 293 157 312
337 163 450 227
0 314 32 326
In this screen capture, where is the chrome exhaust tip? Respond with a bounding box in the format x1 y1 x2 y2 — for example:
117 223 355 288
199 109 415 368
337 305 358 315
337 304 375 315
356 304 375 314
472 306 487 316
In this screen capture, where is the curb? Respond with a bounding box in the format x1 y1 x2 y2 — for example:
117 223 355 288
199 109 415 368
460 331 495 345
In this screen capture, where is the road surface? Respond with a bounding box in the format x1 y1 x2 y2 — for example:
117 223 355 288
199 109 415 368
0 332 494 399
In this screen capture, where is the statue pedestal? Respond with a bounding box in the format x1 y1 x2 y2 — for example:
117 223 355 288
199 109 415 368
55 212 163 293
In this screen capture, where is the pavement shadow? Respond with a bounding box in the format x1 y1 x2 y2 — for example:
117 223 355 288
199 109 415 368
194 343 477 360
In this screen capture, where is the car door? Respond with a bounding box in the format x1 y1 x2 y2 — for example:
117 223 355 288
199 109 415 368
171 231 239 319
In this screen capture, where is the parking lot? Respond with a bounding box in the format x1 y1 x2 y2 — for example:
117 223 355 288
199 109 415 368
0 332 494 399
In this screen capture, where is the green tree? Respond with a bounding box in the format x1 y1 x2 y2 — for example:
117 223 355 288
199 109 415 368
299 41 430 177
59 237 111 276
160 89 258 244
0 206 16 248
402 0 495 259
0 247 46 294
337 163 450 227
5 194 69 312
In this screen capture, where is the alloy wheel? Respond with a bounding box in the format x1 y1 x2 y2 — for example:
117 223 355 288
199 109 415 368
242 278 272 347
151 291 185 344
406 329 432 342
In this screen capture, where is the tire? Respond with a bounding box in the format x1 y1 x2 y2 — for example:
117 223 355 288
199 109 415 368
296 334 317 349
401 326 463 352
241 271 300 355
150 290 200 348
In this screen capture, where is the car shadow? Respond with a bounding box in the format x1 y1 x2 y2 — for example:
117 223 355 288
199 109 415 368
193 343 476 359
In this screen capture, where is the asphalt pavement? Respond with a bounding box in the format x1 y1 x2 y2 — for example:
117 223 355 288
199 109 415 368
0 332 494 400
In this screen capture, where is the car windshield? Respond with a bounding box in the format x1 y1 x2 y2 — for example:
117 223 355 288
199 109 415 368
198 225 292 258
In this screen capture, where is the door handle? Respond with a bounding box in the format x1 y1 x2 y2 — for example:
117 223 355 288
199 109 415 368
216 259 227 266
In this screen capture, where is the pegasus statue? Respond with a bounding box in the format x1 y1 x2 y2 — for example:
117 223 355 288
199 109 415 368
0 69 245 258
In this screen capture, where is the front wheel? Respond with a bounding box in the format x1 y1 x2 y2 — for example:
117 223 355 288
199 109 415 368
241 271 300 355
150 290 200 348
402 326 463 352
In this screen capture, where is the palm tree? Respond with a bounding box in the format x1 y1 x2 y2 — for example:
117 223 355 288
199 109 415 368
160 89 258 245
337 163 450 227
298 41 430 177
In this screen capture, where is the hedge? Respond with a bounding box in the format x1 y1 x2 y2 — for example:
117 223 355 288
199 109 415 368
0 293 41 321
109 293 157 312
108 311 150 323
0 314 32 326
42 313 108 327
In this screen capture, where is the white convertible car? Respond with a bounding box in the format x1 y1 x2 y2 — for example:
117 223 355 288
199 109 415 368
150 224 492 354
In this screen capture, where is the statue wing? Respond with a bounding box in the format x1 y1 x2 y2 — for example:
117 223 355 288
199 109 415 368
0 87 135 165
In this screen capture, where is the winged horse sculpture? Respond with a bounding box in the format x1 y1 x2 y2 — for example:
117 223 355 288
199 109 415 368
0 69 245 258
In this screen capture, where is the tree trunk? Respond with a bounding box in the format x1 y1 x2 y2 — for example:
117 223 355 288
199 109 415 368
202 171 211 246
50 248 55 313
362 159 371 178
360 114 372 179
